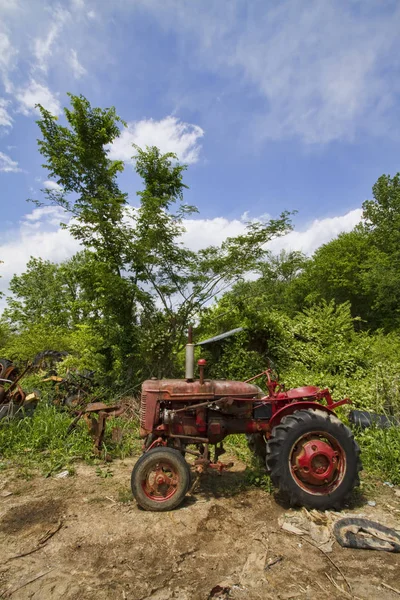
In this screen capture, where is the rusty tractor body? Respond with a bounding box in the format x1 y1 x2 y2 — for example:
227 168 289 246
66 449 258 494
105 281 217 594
131 332 362 512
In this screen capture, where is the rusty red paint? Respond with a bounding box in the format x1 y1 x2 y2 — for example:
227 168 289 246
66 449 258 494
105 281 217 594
141 460 180 501
198 359 207 384
290 431 346 494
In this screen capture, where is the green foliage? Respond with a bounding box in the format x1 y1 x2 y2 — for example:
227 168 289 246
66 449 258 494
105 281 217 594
292 230 374 320
0 323 71 362
0 319 11 349
0 402 93 475
0 400 140 475
3 95 288 383
356 427 400 485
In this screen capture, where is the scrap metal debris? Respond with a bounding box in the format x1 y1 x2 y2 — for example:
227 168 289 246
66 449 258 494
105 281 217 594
0 353 126 456
333 518 400 552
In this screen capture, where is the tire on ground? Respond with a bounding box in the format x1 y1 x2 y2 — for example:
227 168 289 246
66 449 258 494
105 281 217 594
131 447 191 512
266 408 362 510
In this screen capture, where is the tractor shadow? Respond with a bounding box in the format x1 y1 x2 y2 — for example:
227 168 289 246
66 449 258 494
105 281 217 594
271 487 368 512
183 461 369 513
184 463 272 506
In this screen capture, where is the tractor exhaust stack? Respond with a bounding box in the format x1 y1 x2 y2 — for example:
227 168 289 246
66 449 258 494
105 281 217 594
185 326 194 381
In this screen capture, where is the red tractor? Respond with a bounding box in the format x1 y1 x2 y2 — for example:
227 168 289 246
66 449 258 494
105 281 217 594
131 330 361 511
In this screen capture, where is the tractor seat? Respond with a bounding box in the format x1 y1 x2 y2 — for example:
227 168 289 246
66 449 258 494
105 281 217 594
285 386 320 399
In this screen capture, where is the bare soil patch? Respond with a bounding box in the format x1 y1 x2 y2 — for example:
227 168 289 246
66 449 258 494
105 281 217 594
0 456 399 600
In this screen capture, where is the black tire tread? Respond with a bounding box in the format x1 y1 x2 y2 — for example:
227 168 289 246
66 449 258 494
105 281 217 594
131 447 191 512
266 408 362 510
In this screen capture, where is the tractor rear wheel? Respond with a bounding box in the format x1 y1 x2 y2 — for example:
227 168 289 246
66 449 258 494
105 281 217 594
266 408 361 510
131 447 191 511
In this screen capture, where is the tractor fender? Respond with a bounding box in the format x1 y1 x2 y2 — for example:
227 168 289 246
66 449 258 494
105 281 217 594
268 401 336 432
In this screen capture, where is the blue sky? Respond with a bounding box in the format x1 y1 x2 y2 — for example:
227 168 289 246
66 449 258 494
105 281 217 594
1 0 400 300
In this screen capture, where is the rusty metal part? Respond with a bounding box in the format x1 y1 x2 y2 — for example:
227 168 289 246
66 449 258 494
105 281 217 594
198 359 206 385
146 437 168 451
0 363 32 409
67 402 125 455
6 364 32 394
290 431 346 494
140 378 260 436
142 459 180 501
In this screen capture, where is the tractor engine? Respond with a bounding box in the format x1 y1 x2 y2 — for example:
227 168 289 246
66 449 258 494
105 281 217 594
140 377 262 444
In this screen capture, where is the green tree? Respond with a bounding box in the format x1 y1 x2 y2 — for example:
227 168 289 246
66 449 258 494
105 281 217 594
290 229 374 323
359 173 400 330
34 95 142 381
4 257 76 328
32 94 292 380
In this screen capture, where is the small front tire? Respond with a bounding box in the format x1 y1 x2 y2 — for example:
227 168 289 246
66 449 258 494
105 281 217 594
131 447 191 511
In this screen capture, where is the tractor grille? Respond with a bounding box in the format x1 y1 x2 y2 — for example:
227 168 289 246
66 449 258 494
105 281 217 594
140 391 147 429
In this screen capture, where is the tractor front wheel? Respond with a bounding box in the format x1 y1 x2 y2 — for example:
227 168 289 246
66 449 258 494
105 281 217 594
266 408 361 510
131 447 191 511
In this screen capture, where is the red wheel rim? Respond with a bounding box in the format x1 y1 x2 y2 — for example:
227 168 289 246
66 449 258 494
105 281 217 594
141 460 180 502
289 431 346 495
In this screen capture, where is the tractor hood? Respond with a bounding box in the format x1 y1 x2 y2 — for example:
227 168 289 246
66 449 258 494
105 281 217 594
142 378 262 400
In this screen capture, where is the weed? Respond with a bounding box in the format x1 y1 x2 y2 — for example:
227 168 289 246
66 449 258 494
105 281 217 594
117 486 133 503
246 469 274 493
224 434 252 463
96 466 113 478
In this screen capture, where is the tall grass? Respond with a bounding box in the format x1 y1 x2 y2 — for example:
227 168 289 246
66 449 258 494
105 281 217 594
0 401 140 476
356 427 400 485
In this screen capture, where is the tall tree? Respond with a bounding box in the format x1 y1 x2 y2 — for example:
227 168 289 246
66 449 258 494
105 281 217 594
34 95 141 380
32 94 291 380
359 173 400 330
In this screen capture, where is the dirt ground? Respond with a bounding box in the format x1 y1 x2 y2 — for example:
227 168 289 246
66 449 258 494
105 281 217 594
0 455 399 600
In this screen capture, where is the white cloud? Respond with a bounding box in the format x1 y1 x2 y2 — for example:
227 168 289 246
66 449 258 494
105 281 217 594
0 98 12 128
0 207 80 309
181 209 362 256
33 6 69 73
22 205 66 228
0 30 17 93
0 150 20 172
181 217 246 251
0 0 20 10
68 49 86 79
0 205 363 309
132 0 400 145
109 117 204 164
16 80 61 116
43 180 62 191
268 209 363 256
